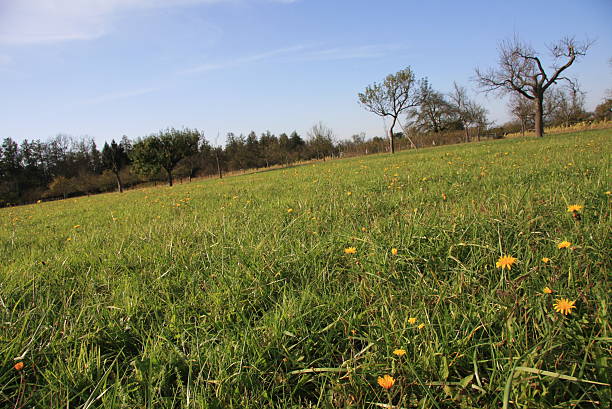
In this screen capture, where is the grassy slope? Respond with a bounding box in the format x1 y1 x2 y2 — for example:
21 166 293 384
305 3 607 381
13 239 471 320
1 129 610 408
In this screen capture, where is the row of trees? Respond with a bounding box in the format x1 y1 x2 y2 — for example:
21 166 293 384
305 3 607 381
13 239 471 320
0 124 342 205
2 35 609 206
358 69 490 154
359 36 601 152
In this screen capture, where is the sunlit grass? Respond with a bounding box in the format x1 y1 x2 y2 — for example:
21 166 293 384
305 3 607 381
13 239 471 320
1 129 610 408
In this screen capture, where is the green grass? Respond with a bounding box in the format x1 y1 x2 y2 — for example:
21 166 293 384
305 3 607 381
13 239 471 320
1 129 610 408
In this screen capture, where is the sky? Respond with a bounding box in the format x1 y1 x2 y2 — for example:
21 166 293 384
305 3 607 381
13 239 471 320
0 0 611 146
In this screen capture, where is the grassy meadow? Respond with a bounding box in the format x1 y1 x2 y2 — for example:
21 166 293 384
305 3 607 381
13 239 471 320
1 129 610 408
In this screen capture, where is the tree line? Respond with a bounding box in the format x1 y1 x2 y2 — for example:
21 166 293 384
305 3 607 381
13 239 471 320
2 35 610 206
0 123 345 205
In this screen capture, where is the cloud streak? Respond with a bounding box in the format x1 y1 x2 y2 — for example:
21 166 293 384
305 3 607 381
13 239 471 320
181 43 405 74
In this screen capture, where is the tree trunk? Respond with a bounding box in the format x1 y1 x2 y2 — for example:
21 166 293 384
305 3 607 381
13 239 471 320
534 96 544 137
215 152 222 179
166 169 173 186
114 172 124 193
521 119 526 136
464 126 470 143
389 117 396 154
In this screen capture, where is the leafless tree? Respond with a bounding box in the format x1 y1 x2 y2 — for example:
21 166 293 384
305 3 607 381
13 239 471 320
358 67 420 153
475 36 591 137
307 122 335 161
508 94 534 136
449 82 488 142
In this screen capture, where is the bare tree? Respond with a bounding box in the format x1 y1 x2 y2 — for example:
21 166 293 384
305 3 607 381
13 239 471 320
413 79 455 134
358 67 420 153
449 82 488 142
508 94 534 136
307 122 335 161
475 36 591 137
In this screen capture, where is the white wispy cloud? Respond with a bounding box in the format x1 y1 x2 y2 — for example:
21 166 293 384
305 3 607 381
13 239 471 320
180 44 308 73
0 0 297 45
299 44 404 61
181 43 404 74
80 87 160 105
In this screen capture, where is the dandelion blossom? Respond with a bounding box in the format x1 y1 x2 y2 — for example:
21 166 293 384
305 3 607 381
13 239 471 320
553 298 576 315
393 349 406 357
567 205 583 213
417 323 425 329
408 317 417 325
542 257 550 263
557 241 572 249
543 287 553 294
344 247 357 255
391 248 398 256
496 255 517 270
287 208 293 213
14 362 24 371
377 374 395 390
73 225 81 229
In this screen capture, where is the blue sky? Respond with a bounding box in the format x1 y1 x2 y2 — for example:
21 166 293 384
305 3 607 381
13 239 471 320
1 0 611 146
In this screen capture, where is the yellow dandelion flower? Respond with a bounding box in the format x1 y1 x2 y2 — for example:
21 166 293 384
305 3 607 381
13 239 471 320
496 255 517 270
393 349 406 357
287 208 293 213
361 227 367 232
417 323 425 329
566 205 583 213
346 191 352 196
408 317 417 325
377 374 395 390
542 257 550 263
344 247 357 255
543 287 553 294
73 225 81 229
557 241 571 249
604 191 611 196
553 298 576 315
391 248 398 256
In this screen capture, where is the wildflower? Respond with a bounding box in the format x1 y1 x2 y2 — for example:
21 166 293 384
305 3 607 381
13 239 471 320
542 257 550 263
287 208 293 213
346 191 352 196
391 248 398 256
361 227 367 232
344 247 357 255
417 323 425 329
14 362 24 371
557 241 572 249
442 193 447 201
408 317 417 325
393 349 406 357
566 204 583 213
543 287 553 294
377 374 395 390
605 191 611 196
496 255 517 270
73 225 81 229
553 298 576 315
